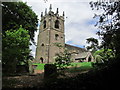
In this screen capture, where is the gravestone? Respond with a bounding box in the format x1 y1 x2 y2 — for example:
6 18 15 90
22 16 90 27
44 64 57 78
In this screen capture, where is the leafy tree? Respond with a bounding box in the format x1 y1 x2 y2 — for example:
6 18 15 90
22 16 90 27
86 37 99 53
2 2 38 43
89 1 120 58
2 26 31 73
93 49 115 62
54 43 71 71
92 49 115 68
94 55 103 64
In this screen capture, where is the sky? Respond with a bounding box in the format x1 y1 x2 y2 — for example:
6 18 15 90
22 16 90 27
22 0 102 57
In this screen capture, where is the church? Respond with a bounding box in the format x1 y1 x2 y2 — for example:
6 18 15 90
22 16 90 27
35 5 94 63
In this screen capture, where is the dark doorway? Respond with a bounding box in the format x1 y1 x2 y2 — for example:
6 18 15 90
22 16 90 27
88 56 91 62
40 57 44 63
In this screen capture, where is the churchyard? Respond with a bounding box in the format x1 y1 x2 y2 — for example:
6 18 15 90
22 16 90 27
2 62 93 88
32 62 92 73
2 1 120 89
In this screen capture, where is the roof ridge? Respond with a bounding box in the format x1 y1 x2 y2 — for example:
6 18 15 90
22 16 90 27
65 44 87 50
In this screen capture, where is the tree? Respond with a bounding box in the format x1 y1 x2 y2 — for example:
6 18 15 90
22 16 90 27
2 26 31 73
94 49 115 62
86 37 99 53
89 1 120 58
2 2 38 43
54 43 71 71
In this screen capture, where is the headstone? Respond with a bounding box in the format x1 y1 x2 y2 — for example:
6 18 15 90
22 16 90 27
44 64 57 78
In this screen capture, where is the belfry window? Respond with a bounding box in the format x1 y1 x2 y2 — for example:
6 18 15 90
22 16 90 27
41 43 44 46
55 34 59 40
55 20 59 29
43 20 46 29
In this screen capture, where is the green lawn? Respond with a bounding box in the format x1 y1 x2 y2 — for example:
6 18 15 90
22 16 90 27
71 62 92 67
32 62 92 71
33 63 45 70
68 62 93 73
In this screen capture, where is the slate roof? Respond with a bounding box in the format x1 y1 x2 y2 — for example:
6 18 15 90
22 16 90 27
75 52 91 59
65 44 87 52
65 44 92 59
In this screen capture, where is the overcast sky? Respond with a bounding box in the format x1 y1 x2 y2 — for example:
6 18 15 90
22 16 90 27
22 0 102 57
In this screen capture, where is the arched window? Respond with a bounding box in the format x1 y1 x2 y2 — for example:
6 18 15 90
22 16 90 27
41 43 44 46
43 20 46 29
55 34 59 40
55 20 59 29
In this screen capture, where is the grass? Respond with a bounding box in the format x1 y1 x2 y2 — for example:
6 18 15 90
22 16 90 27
71 62 92 67
67 62 93 73
33 63 45 70
32 62 92 71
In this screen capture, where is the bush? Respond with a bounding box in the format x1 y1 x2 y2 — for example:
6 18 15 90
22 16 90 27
54 49 71 71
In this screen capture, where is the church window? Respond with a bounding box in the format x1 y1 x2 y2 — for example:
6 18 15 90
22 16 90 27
55 20 59 29
43 20 46 29
41 43 44 46
55 34 59 40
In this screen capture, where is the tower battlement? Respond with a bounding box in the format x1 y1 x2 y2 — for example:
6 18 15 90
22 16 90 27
35 4 94 64
35 4 65 63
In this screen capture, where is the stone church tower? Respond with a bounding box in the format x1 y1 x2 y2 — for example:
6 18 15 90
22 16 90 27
35 4 65 63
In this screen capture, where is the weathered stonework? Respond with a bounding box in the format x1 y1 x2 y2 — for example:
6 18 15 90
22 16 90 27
35 5 65 63
35 5 94 64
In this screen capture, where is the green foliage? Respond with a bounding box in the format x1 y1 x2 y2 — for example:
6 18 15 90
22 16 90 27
90 1 120 57
86 37 99 53
2 26 31 73
54 49 71 70
92 49 115 68
94 55 103 64
2 2 38 42
54 43 71 71
94 49 115 62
